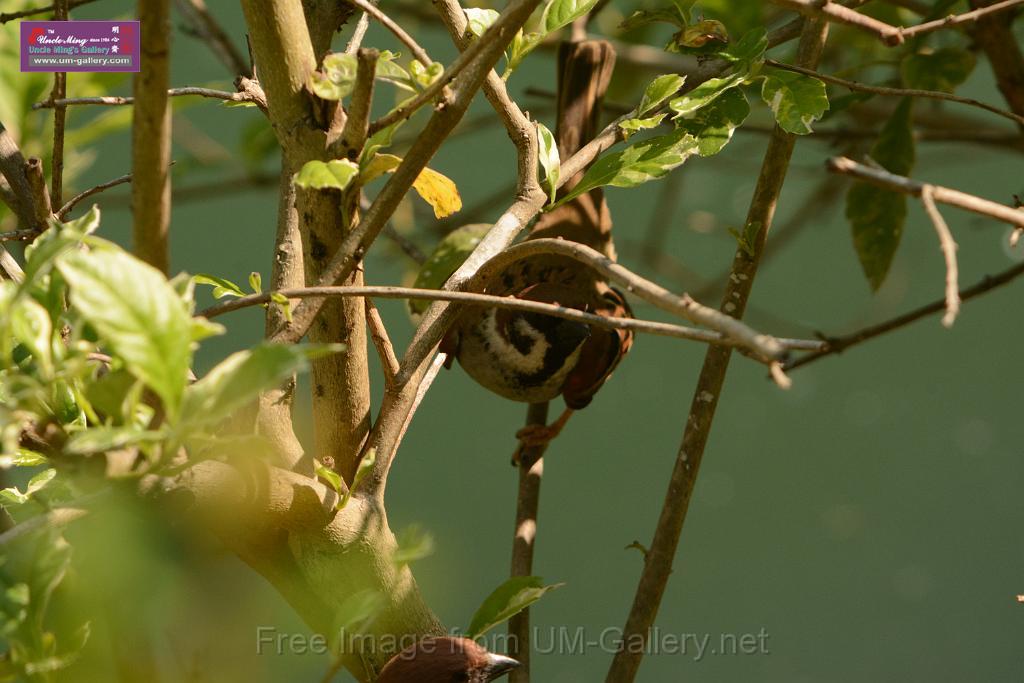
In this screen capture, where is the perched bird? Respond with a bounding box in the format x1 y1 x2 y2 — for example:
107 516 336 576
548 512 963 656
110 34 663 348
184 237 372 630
376 636 519 683
442 40 633 436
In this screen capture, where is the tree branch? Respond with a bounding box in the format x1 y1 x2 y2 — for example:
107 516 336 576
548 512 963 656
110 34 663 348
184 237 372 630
0 0 96 23
35 86 268 111
344 0 432 66
786 260 1024 370
826 156 1024 228
919 185 960 328
605 17 832 683
132 0 172 274
770 0 904 44
173 0 251 77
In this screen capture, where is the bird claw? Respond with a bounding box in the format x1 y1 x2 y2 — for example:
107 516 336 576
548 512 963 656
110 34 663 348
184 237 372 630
511 408 574 465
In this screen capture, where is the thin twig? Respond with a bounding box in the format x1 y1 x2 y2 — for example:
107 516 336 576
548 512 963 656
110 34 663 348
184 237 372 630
336 48 378 159
56 171 134 220
365 298 400 387
771 0 905 44
345 11 371 54
765 59 1024 128
173 0 251 77
901 0 1024 39
49 0 69 208
827 156 1024 228
0 0 96 23
787 261 1024 370
198 284 824 353
344 0 432 66
605 17 831 683
919 185 960 328
33 87 267 109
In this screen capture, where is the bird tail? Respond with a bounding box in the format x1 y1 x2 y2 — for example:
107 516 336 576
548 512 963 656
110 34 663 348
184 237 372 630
530 40 617 257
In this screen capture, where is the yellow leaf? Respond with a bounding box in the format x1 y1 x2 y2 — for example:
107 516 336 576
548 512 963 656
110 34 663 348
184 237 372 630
360 153 462 219
412 166 462 218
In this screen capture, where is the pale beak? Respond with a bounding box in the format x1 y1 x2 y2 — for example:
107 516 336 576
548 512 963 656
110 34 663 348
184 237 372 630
484 652 520 680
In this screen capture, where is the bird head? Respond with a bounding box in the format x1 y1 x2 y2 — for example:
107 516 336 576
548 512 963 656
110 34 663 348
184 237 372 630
376 636 519 683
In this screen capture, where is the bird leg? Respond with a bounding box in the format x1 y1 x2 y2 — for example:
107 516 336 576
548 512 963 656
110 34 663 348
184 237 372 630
512 408 574 464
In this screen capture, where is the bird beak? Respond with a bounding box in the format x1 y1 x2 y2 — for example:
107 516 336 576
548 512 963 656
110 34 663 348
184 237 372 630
484 652 520 680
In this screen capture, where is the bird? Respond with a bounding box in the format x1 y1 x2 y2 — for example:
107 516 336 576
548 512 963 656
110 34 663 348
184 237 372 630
376 636 519 683
441 39 633 444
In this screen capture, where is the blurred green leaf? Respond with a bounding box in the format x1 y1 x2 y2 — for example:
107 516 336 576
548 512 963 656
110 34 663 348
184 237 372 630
847 97 916 290
9 297 53 377
465 8 500 37
65 427 164 455
760 70 829 135
58 247 193 414
393 524 435 566
310 52 357 100
0 468 56 505
467 576 564 638
553 129 699 207
901 47 975 94
718 26 767 63
180 343 338 430
409 223 491 316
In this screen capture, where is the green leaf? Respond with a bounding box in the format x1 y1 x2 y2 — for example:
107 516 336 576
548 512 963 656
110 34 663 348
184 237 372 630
728 220 760 258
193 274 245 299
270 292 292 322
310 52 357 100
465 8 500 37
180 343 338 429
0 468 56 505
760 70 829 135
294 159 359 191
410 60 444 90
619 113 666 138
536 121 560 204
847 97 916 290
718 26 767 64
58 249 193 414
337 448 376 510
409 224 491 316
668 70 746 118
248 272 262 294
362 118 405 162
393 524 435 566
678 87 750 156
639 74 686 116
316 461 344 494
505 31 543 76
901 47 975 94
374 51 417 93
467 576 564 638
9 298 53 376
542 0 600 33
554 129 699 207
64 427 164 455
619 7 688 31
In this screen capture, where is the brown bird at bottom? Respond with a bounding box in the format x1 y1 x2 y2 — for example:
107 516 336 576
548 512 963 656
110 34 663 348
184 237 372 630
376 636 519 683
442 40 634 446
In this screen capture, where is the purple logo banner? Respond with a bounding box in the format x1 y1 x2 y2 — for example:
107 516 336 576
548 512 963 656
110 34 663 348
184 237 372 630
20 20 140 73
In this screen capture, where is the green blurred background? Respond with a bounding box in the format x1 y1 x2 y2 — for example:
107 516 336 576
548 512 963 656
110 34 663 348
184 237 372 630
2 1 1023 681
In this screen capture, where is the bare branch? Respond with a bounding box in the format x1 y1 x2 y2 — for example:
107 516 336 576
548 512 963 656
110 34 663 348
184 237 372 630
0 0 96 23
34 86 268 110
345 11 371 53
173 0 251 76
56 171 134 220
508 402 549 683
827 156 1024 228
198 284 824 352
919 185 961 328
365 298 399 386
765 60 1024 128
49 0 69 208
605 18 832 683
901 0 1024 39
771 0 904 44
132 0 172 275
788 260 1024 370
344 0 432 66
335 48 378 159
